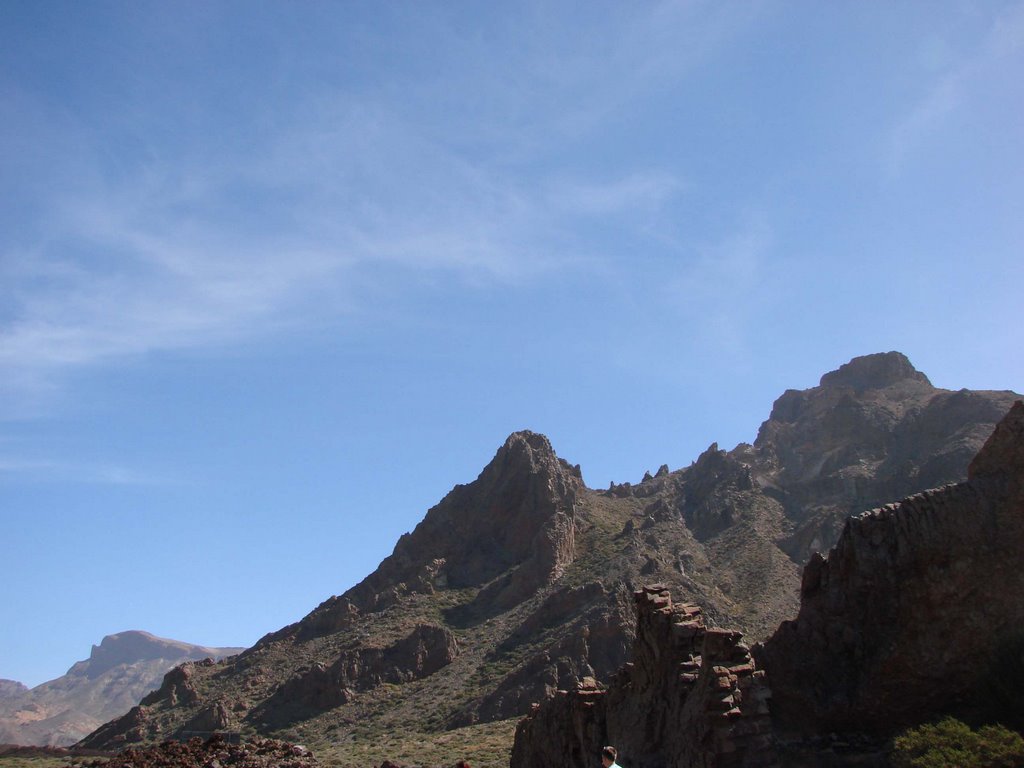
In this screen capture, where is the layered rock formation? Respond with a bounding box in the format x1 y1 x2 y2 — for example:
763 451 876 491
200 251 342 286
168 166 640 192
511 402 1024 767
0 632 242 747
757 400 1024 741
76 355 1021 757
511 585 775 768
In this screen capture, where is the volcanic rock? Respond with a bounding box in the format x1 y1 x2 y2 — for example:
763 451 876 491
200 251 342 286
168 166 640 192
342 430 582 616
757 400 1024 738
75 355 1021 755
510 586 775 768
512 402 1024 767
69 734 319 768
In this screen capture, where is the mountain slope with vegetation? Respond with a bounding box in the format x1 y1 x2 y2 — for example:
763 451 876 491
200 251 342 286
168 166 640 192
78 353 1020 764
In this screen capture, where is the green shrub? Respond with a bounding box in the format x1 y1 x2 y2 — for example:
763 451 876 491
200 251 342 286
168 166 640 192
893 717 1024 768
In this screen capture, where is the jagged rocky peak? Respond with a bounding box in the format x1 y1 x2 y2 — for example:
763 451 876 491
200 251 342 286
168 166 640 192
339 429 582 615
818 350 931 392
489 430 577 477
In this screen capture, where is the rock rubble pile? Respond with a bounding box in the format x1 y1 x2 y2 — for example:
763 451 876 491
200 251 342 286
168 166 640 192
65 736 317 768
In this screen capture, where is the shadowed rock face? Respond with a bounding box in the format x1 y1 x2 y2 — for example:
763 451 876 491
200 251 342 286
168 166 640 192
752 352 1018 560
512 403 1024 767
75 356 1022 753
342 430 583 615
757 401 1024 738
511 586 776 768
252 625 459 728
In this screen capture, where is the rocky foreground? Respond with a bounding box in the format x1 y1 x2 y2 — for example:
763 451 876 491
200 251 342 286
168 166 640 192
60 735 318 768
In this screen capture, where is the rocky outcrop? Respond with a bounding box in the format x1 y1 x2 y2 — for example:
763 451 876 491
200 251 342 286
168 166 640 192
455 584 634 726
679 444 755 541
514 403 1024 766
756 401 1024 740
753 352 1019 560
343 431 582 616
77 703 156 748
81 734 318 768
139 660 207 708
511 586 775 768
253 625 458 727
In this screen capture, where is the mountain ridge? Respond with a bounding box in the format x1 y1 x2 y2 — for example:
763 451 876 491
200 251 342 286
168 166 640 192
76 352 1021 762
510 401 1024 767
0 631 243 747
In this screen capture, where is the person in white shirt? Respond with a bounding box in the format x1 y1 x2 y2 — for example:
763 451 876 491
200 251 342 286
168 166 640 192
601 745 621 768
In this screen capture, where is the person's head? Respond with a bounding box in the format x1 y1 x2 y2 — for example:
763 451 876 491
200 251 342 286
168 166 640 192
601 746 617 767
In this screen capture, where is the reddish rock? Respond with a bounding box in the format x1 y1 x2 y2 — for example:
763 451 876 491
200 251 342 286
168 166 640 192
66 735 318 768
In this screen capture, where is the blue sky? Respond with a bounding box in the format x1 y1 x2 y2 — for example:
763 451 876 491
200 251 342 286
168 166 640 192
2 1 1022 688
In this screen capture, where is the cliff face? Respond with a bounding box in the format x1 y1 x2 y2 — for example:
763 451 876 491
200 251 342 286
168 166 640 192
511 586 775 768
752 352 1017 561
320 430 582 620
757 400 1024 737
77 356 1022 755
512 402 1024 767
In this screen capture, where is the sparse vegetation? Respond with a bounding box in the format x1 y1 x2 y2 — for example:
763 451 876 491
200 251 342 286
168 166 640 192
312 718 518 768
892 717 1024 768
0 757 71 768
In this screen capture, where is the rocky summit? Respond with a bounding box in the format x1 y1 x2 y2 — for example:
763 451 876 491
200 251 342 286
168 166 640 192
76 353 1020 764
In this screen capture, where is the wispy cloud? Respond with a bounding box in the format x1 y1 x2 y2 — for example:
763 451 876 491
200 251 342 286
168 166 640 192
545 172 684 217
664 214 774 357
886 3 1024 175
0 2 757 416
0 456 169 486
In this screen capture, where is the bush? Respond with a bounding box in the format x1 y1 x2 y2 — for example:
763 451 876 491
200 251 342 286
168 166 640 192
892 717 1024 768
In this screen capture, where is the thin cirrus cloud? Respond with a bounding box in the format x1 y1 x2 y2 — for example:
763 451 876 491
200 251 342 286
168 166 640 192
886 3 1024 175
1 98 682 413
0 456 167 486
0 1 756 415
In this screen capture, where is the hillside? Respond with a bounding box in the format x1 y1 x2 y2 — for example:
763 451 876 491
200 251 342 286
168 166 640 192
78 353 1020 762
511 401 1024 767
0 632 242 747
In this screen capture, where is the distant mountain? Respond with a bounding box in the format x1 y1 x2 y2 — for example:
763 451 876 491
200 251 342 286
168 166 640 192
79 353 1020 756
0 681 28 702
0 631 243 746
